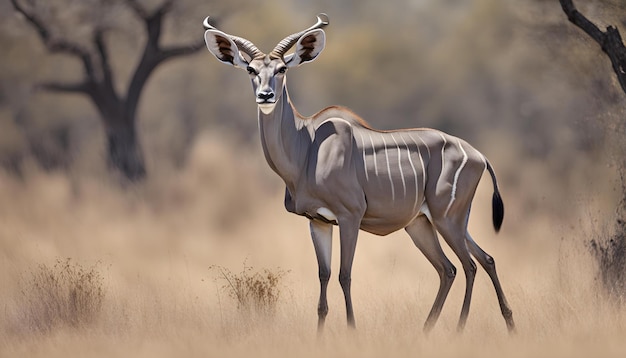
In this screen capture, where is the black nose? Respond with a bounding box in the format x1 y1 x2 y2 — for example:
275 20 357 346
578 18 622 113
257 91 274 101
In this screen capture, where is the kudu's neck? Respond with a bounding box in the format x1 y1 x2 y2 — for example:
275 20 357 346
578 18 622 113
257 84 311 191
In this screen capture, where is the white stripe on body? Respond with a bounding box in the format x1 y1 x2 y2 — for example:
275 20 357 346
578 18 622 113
391 134 407 197
368 133 378 176
444 139 469 216
439 133 447 175
408 133 427 193
357 131 369 182
412 131 431 158
381 135 395 201
400 135 420 213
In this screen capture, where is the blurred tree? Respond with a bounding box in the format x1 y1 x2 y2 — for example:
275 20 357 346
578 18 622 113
559 0 626 94
9 0 206 181
560 0 626 299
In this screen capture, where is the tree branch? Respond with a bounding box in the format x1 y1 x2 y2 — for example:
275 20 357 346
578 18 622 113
155 0 175 18
559 0 605 43
10 0 52 43
123 0 170 122
123 0 187 120
126 0 173 20
158 38 206 62
560 0 626 93
38 81 91 94
94 29 118 99
10 0 97 82
125 0 149 19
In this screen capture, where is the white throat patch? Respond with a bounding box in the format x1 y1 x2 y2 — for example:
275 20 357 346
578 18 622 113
258 103 277 115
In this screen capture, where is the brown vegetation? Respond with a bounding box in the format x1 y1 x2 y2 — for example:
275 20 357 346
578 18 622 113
14 258 106 333
210 261 289 314
0 132 624 357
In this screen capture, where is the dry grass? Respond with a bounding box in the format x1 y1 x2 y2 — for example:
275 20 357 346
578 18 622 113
13 258 105 334
210 261 289 314
0 134 625 358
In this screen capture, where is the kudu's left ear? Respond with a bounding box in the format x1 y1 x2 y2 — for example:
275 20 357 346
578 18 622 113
285 29 326 67
204 30 249 69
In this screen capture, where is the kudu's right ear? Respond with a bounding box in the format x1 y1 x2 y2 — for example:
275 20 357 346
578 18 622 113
204 30 248 69
285 29 326 68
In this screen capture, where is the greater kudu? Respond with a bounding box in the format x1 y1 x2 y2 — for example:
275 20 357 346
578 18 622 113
203 14 515 333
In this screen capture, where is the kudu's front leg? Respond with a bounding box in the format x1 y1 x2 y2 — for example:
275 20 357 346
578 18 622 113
310 220 333 332
338 218 360 328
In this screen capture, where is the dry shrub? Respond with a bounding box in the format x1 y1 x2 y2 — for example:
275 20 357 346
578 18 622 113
210 262 289 315
590 219 626 300
18 258 106 332
590 174 626 302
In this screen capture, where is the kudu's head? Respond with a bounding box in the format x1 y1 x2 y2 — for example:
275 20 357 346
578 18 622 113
203 14 328 114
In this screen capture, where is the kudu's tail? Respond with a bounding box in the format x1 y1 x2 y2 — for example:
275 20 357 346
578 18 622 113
486 160 504 232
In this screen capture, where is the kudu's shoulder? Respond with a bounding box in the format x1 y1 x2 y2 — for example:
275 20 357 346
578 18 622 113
309 105 374 129
310 106 443 136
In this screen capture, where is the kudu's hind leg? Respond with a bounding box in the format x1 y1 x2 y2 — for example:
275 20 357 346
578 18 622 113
466 234 516 332
310 220 333 332
434 218 478 332
405 215 456 332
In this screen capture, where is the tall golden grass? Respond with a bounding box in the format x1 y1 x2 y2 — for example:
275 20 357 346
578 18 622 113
0 132 624 357
16 258 106 333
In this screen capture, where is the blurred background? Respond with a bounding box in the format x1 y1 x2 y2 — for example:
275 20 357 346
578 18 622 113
1 0 623 182
1 0 625 356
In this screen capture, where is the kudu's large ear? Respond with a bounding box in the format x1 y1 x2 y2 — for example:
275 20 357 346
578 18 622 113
204 30 248 69
285 29 326 68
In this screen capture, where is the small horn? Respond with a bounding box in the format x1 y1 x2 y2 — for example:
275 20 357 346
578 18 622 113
203 16 265 60
270 13 329 59
202 16 214 30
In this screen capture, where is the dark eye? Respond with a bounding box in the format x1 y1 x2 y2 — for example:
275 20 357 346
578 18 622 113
277 67 287 74
246 66 257 75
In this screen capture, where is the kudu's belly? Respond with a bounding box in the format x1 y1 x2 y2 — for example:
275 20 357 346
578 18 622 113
359 200 429 236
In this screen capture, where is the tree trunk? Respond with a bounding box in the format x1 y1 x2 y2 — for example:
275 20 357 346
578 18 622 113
10 0 207 183
105 121 146 182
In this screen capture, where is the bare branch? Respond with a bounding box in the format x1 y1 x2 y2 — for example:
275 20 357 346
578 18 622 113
126 0 173 20
10 0 97 81
94 29 117 98
155 0 175 17
123 0 176 120
125 0 149 19
10 0 51 42
560 0 626 93
158 38 206 62
559 0 604 43
38 81 91 94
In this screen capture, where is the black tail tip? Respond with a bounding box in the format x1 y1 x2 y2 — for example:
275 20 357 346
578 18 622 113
492 191 504 233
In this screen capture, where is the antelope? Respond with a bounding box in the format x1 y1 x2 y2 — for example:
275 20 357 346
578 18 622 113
203 14 515 333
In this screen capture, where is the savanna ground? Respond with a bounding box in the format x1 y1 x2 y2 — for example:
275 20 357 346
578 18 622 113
1 133 625 358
